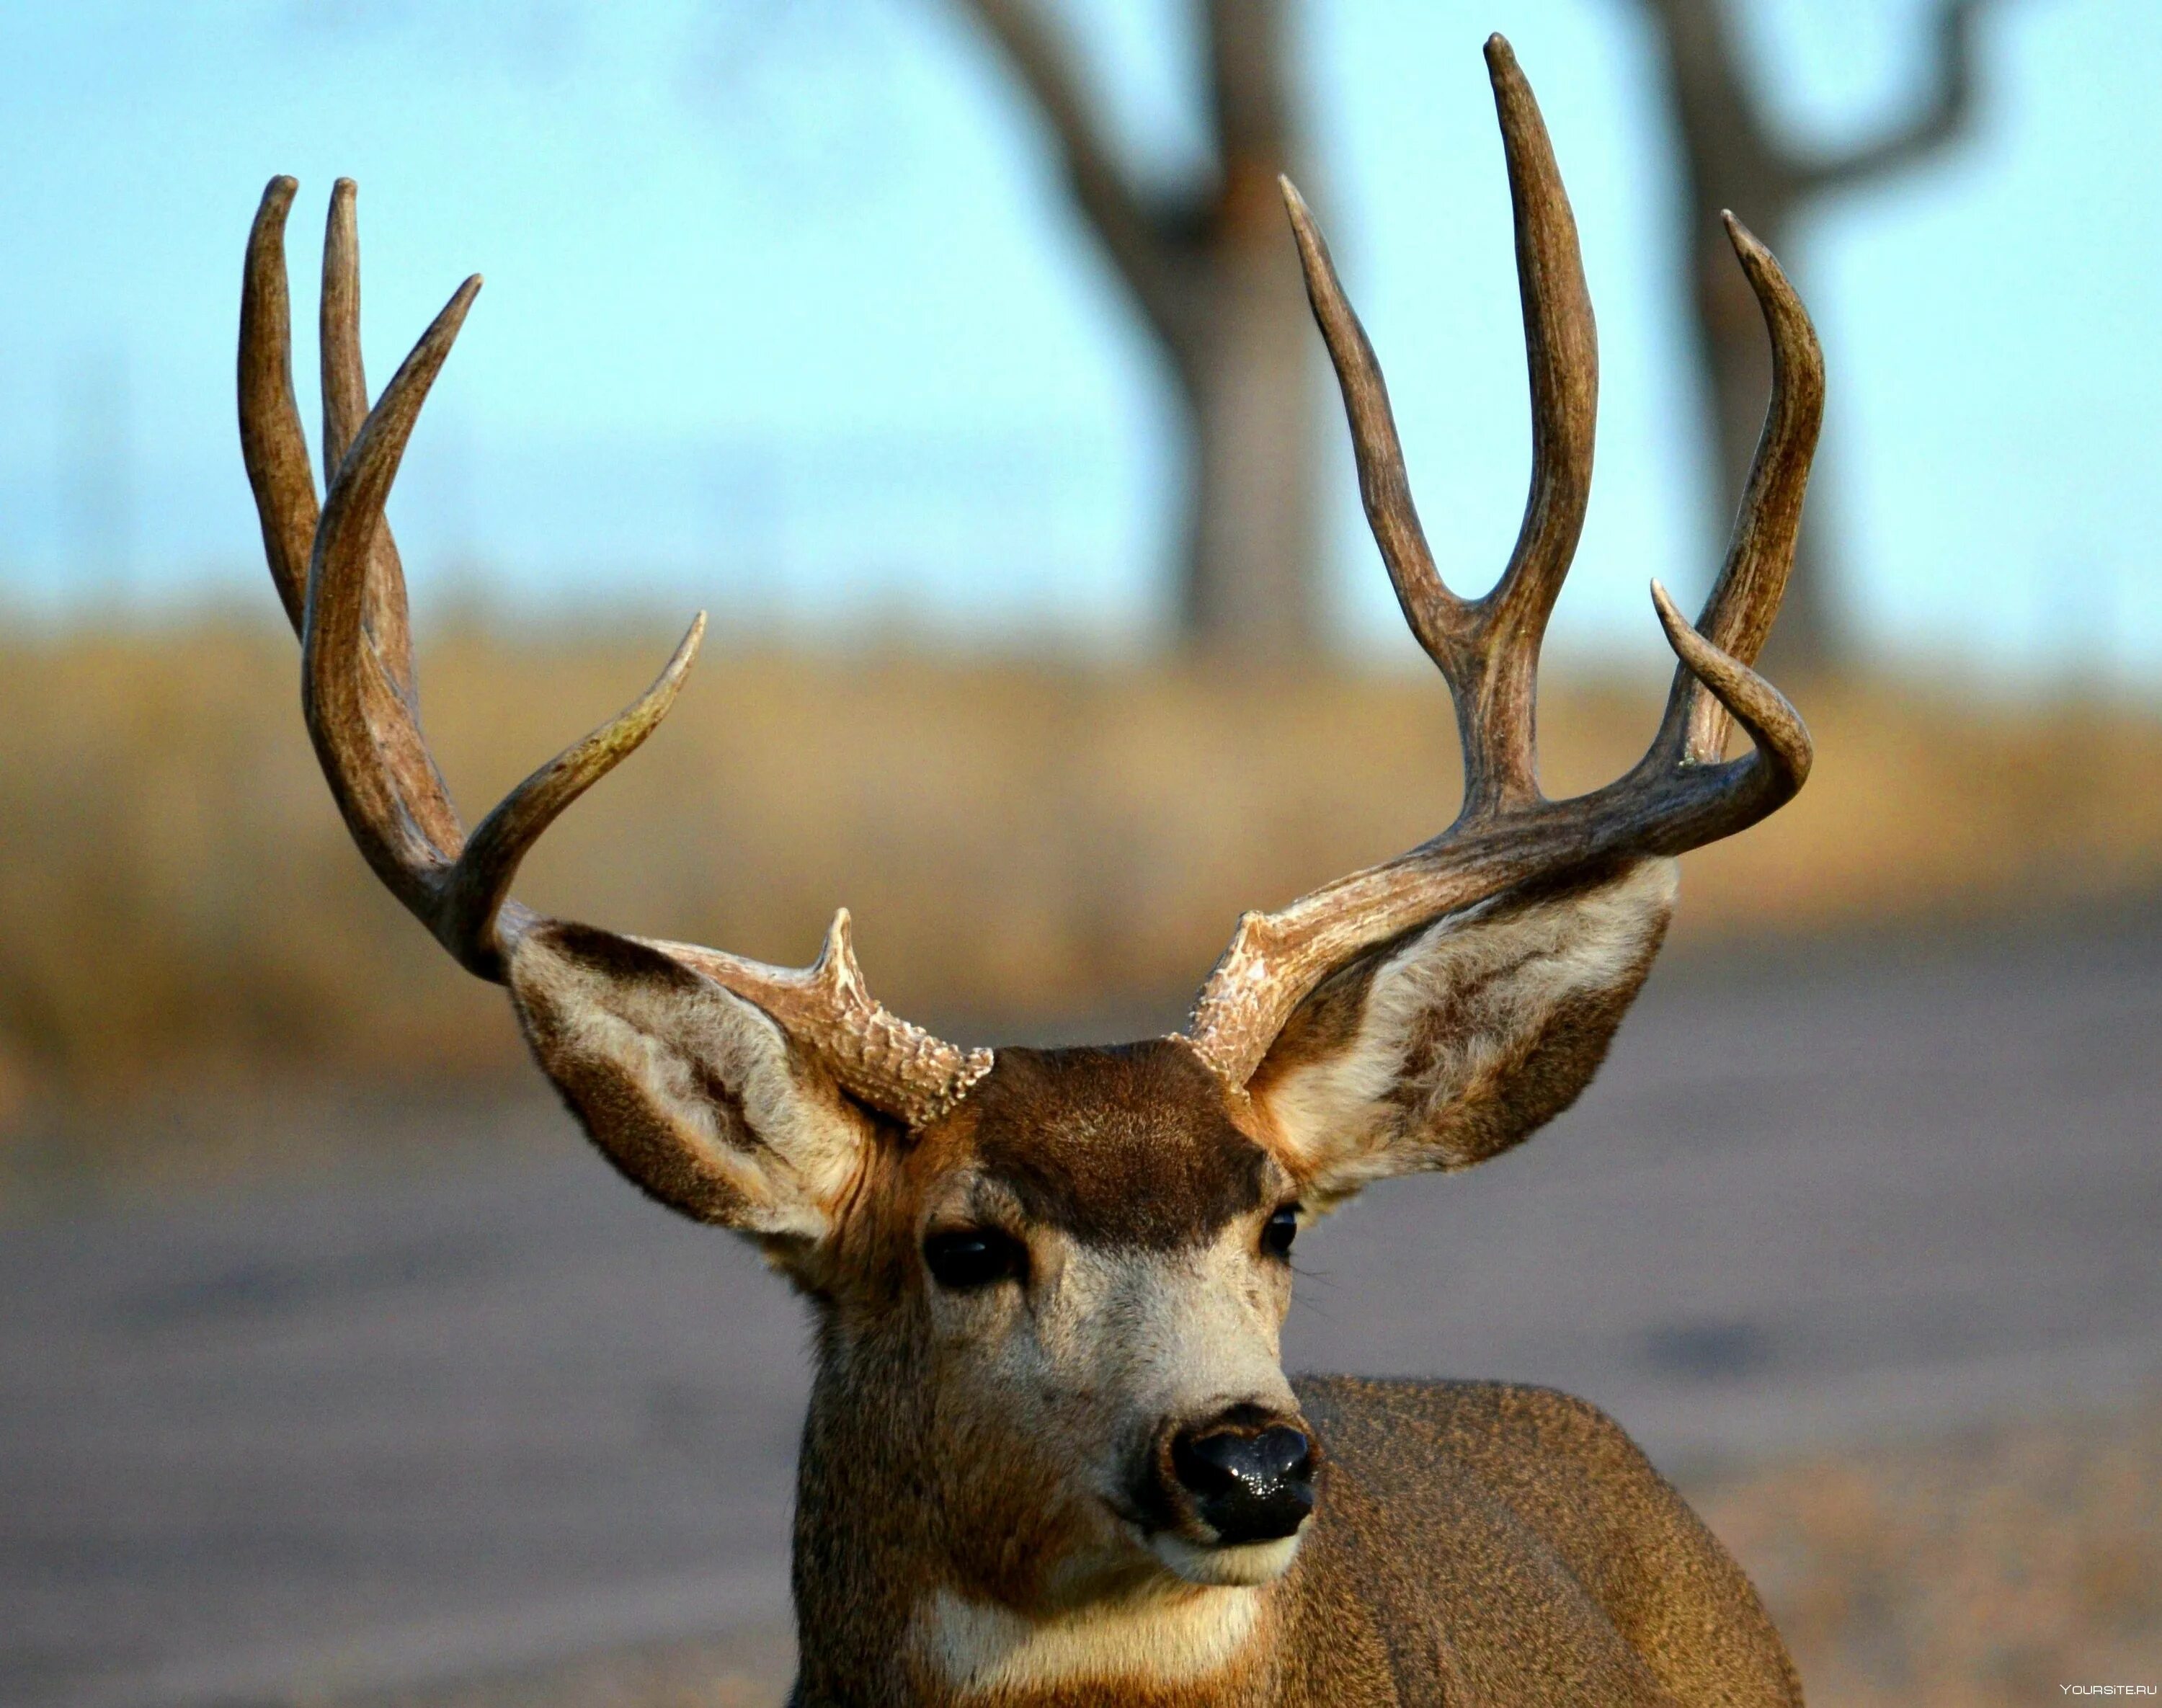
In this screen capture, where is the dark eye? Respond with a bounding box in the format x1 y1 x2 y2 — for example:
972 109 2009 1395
923 1227 1028 1291
1262 1205 1300 1260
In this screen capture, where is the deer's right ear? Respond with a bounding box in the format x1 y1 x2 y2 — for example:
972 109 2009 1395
507 921 879 1242
1241 860 1676 1209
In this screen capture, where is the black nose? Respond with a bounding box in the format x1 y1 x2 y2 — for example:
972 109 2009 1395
1170 1418 1317 1544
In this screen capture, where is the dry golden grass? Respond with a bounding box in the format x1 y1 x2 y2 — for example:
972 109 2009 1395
5 617 2162 1116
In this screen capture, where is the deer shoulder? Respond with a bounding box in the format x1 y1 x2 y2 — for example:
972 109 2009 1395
1288 1377 1802 1705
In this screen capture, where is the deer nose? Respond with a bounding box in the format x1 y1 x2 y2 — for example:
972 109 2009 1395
1168 1415 1317 1545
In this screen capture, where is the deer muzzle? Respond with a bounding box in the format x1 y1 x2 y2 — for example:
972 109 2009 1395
1140 1401 1318 1585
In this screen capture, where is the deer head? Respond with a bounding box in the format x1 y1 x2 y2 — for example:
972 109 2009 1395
238 35 1817 1677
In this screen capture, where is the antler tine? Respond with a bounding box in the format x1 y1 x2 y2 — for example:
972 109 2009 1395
1645 582 1810 824
322 178 423 705
321 180 369 477
238 177 318 636
1279 180 1464 674
443 612 708 962
1654 215 1825 768
1465 33 1598 812
1180 40 1818 1093
304 272 480 932
662 912 993 1131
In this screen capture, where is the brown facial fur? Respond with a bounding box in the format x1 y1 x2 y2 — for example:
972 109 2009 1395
960 1041 1277 1248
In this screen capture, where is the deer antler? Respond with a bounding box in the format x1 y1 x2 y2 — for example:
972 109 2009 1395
1182 36 1822 1090
239 177 989 1129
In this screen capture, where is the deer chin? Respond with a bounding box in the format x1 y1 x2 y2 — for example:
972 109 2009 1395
913 1580 1265 1696
1149 1529 1307 1587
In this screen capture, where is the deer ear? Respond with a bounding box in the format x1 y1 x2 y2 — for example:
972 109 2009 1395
506 920 878 1242
1245 858 1677 1208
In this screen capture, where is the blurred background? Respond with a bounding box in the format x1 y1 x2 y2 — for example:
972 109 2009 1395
2 1 2158 1703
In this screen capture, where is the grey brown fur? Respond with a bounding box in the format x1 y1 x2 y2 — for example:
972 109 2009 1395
238 30 1820 1708
1279 1379 1800 1705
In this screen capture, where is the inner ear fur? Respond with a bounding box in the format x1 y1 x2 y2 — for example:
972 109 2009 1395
507 920 879 1240
1247 858 1678 1204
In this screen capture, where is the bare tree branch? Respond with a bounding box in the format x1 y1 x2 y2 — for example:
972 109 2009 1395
1204 0 1296 197
1636 0 1787 192
1632 0 2019 667
949 0 1201 365
1794 0 2006 194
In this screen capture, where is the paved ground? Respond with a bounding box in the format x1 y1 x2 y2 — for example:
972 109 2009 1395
4 905 2158 1707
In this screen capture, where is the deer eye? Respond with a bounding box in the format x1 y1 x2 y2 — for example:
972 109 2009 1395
923 1227 1028 1291
1261 1205 1300 1260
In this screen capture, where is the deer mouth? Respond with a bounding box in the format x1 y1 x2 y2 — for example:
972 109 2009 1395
1100 1500 1310 1590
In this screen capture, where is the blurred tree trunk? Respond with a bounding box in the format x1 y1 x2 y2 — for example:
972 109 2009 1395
1636 0 2010 674
956 0 1319 659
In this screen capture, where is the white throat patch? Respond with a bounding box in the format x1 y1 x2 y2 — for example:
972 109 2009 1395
914 1583 1264 1696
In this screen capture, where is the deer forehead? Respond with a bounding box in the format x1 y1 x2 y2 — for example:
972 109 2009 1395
929 1038 1287 1250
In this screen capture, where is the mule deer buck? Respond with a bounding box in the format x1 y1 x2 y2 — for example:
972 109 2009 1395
239 36 1819 1707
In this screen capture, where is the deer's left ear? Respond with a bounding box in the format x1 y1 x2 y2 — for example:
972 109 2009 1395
1245 858 1677 1207
507 921 880 1244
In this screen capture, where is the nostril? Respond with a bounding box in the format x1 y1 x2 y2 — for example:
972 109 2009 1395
1171 1429 1241 1497
1169 1421 1317 1545
1250 1425 1315 1482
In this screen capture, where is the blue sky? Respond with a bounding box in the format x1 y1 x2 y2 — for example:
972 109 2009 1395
0 0 2157 682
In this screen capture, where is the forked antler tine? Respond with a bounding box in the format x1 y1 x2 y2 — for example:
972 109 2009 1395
303 274 481 921
1279 179 1462 672
444 613 708 973
238 177 319 636
1284 37 1596 817
1658 215 1824 768
321 179 424 706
